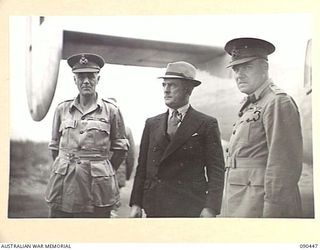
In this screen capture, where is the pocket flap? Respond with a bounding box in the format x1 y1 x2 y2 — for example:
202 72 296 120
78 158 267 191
59 120 77 132
53 157 69 175
228 169 264 186
228 170 249 185
91 160 115 177
86 121 110 134
248 169 265 186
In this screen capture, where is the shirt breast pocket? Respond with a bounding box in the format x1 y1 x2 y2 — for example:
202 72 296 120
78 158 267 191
83 120 111 147
85 120 110 134
59 120 77 134
59 120 77 148
236 110 262 143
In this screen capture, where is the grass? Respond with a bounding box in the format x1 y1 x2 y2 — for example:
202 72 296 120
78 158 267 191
9 140 52 218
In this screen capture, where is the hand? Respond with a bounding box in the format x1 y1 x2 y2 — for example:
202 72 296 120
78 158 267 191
200 208 217 218
110 150 127 171
51 150 58 161
129 205 142 218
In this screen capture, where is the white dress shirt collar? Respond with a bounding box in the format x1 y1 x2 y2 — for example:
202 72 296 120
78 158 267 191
168 103 190 120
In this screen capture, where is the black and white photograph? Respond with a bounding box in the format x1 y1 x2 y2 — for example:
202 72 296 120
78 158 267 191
8 14 313 220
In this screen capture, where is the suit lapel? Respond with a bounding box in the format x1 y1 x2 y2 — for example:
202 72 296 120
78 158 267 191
160 107 203 163
152 112 170 150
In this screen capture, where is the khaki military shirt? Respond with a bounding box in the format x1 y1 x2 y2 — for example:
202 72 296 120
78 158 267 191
45 94 129 213
224 79 303 218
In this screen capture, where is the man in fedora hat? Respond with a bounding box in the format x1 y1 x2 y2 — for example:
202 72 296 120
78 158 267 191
129 61 225 217
223 38 303 218
45 53 129 218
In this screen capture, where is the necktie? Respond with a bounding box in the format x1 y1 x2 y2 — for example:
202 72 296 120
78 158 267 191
167 110 182 138
238 94 257 117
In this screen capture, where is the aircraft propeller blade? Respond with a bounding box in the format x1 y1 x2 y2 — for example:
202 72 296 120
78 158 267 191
25 16 63 121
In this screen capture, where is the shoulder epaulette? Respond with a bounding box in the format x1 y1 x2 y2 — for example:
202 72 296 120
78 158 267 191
57 99 73 106
102 98 118 107
268 84 286 95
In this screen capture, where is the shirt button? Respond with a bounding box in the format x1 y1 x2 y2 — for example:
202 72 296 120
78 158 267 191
158 179 162 183
179 163 184 167
232 130 236 135
81 117 85 120
80 130 84 134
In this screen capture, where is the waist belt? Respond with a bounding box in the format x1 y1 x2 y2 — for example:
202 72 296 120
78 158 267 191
58 150 109 161
226 156 266 169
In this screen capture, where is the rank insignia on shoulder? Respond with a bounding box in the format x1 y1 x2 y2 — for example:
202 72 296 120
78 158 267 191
269 84 286 95
103 98 118 107
58 99 73 106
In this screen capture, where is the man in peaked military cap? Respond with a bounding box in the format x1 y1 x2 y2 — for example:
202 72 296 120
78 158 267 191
129 61 225 217
45 53 129 218
223 38 303 218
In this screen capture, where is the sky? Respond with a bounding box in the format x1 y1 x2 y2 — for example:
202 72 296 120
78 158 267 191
10 14 312 143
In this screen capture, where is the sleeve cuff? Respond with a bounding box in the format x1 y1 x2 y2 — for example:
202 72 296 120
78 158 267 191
48 140 59 151
111 138 129 151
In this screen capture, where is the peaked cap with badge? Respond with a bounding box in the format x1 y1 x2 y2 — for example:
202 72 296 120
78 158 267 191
45 52 130 218
67 53 105 73
224 37 275 68
158 61 201 86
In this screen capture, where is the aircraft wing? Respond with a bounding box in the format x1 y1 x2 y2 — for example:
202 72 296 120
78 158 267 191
26 24 228 122
62 30 226 69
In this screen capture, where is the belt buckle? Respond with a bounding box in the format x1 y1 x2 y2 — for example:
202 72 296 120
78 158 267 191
67 153 80 163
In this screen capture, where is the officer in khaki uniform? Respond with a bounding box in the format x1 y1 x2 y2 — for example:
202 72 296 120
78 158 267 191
223 38 303 218
45 53 129 218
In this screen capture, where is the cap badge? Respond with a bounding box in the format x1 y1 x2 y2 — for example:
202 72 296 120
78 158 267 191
231 48 240 59
79 55 88 65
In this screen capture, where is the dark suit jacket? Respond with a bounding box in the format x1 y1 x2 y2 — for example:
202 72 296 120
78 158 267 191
130 106 225 217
